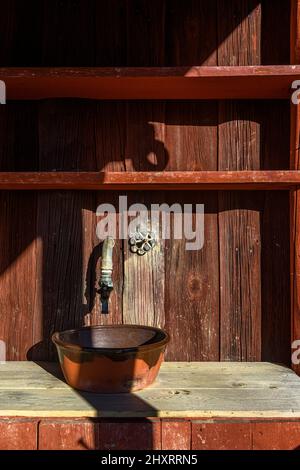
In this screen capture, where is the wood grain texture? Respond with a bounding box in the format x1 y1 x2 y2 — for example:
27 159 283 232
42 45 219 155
122 9 166 330
164 5 219 362
0 419 37 450
39 420 97 450
218 6 262 361
164 191 219 361
165 0 217 66
192 422 252 450
1 361 298 390
0 103 39 360
162 421 191 450
217 0 261 67
33 101 97 359
218 194 262 361
1 362 300 419
123 193 165 328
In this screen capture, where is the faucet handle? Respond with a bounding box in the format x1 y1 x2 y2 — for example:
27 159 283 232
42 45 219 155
129 230 156 256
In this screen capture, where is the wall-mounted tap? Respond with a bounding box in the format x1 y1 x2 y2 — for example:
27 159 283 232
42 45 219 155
99 237 115 314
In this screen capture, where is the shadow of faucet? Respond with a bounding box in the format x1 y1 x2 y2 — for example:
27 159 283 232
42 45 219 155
83 242 103 316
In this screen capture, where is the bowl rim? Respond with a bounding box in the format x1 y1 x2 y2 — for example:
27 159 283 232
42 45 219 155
52 324 170 354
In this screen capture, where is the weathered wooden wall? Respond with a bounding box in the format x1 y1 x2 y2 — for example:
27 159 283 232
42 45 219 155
0 1 291 362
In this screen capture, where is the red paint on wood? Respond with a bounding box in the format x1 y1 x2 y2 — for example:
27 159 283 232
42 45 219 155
1 66 299 100
0 420 37 450
0 171 298 190
218 5 262 361
163 14 219 361
192 423 251 450
39 421 97 450
162 421 191 450
253 422 300 450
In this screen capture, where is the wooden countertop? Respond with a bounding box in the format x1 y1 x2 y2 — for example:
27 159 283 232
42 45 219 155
0 362 300 418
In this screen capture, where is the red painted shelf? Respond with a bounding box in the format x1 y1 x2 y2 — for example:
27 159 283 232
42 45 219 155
1 66 300 100
0 171 298 190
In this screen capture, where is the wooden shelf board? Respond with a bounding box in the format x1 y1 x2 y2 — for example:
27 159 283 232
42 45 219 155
1 66 300 100
0 171 298 190
0 362 300 418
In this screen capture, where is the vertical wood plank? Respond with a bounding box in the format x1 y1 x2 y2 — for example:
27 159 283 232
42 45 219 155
123 3 166 328
39 420 97 450
290 0 300 375
38 100 96 172
0 419 37 450
164 4 219 361
217 0 261 66
164 102 218 172
32 191 91 360
31 0 129 356
218 104 262 361
162 421 191 450
0 103 39 360
165 0 217 66
192 422 252 450
94 102 126 172
32 101 97 360
218 2 262 361
218 193 262 361
98 420 161 451
123 191 165 328
164 191 219 361
253 422 300 450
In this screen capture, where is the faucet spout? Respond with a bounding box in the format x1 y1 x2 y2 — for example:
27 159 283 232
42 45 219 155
99 237 115 314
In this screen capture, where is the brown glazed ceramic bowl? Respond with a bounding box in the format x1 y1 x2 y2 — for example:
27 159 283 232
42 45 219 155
52 324 169 393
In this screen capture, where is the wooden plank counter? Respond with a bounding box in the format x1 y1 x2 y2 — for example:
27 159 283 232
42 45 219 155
1 362 300 419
